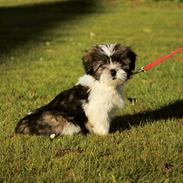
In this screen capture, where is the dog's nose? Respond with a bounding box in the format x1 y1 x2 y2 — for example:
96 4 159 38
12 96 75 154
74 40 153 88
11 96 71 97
110 69 116 77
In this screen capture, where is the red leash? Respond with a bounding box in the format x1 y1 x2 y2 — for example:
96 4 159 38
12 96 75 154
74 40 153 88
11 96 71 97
133 47 183 75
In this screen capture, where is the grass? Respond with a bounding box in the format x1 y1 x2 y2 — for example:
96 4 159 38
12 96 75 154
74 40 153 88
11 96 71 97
0 0 183 182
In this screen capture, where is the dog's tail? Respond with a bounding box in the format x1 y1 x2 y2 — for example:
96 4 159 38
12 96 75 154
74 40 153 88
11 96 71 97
15 118 30 134
15 106 46 134
15 103 51 134
15 113 37 134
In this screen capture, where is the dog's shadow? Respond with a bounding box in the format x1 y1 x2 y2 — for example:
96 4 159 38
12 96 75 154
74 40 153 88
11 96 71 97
110 99 183 132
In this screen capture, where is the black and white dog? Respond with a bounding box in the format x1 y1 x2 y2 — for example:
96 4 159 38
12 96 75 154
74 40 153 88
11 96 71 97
15 44 136 136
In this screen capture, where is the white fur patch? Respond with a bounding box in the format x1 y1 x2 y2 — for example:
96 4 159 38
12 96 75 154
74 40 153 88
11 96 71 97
76 74 96 88
77 74 125 135
62 123 81 135
99 44 116 57
27 110 35 115
50 133 56 139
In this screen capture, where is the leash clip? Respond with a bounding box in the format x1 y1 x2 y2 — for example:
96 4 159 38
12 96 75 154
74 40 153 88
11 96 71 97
132 66 145 75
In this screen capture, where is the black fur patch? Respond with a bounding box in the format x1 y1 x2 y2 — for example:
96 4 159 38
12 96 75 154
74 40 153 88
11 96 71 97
15 85 89 135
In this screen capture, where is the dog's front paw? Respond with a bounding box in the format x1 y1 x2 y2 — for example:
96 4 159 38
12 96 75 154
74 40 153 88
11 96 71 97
86 122 109 135
93 128 109 135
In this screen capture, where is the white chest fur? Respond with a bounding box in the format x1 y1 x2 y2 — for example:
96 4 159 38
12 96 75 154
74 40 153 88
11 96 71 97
77 75 125 135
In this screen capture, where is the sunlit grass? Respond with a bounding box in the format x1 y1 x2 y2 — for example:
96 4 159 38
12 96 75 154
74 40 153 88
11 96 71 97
0 0 183 182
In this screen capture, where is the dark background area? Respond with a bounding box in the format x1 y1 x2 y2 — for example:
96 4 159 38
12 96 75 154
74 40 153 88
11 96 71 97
0 0 97 56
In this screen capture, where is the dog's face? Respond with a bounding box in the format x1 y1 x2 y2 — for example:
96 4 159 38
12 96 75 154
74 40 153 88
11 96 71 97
82 43 136 87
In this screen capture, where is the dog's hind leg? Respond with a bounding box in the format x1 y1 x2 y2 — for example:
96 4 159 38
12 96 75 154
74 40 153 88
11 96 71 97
15 111 82 136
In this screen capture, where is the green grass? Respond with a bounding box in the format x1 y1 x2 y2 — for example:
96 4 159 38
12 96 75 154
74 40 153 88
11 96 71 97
0 0 183 182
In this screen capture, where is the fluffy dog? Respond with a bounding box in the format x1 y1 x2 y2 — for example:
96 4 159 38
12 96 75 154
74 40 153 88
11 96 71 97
15 43 136 136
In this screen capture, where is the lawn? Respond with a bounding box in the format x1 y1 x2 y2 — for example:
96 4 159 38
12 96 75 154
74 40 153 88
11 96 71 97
0 0 183 182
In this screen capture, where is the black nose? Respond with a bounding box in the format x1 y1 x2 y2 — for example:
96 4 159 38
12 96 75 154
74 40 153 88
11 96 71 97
110 69 116 77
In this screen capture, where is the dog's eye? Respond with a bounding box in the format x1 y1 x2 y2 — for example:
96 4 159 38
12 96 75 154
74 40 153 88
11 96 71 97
96 64 103 71
98 63 103 68
94 62 105 72
97 61 106 67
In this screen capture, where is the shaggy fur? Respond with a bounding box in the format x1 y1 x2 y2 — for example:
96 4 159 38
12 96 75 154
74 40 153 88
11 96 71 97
15 43 136 136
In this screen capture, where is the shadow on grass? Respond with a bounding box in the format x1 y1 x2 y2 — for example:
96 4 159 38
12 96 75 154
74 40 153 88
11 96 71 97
110 99 183 132
0 0 98 61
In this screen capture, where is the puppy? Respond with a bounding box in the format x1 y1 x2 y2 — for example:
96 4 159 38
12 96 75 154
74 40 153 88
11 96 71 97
15 43 136 136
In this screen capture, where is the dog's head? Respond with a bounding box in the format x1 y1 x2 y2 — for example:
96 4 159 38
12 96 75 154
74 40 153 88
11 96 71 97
82 43 136 87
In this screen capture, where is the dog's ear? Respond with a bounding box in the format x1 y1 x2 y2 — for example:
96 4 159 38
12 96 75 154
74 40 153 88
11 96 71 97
116 44 136 69
114 44 136 78
126 47 136 71
124 47 136 78
82 50 94 75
